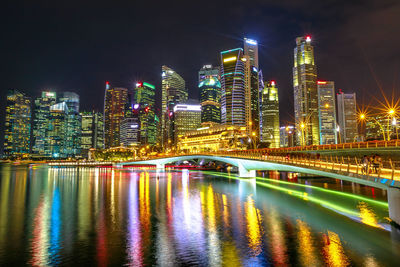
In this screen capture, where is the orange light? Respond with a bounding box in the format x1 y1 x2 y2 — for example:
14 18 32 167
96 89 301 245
324 103 329 108
359 113 365 120
388 109 395 115
317 81 327 85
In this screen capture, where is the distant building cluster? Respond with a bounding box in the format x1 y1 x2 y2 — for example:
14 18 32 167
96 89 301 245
3 36 399 158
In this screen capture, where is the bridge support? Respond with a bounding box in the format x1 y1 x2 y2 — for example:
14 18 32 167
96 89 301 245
156 163 165 170
389 187 400 227
238 162 256 178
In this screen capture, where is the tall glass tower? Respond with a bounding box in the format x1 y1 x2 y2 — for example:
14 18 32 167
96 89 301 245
337 91 357 143
293 35 319 145
4 89 31 156
220 48 246 126
317 81 337 144
32 91 57 155
134 81 157 145
161 66 187 148
104 83 128 148
261 81 280 148
199 65 221 124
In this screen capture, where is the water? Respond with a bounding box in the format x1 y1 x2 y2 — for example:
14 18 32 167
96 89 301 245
0 164 399 266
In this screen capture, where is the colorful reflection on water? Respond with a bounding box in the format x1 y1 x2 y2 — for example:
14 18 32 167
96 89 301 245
0 164 399 266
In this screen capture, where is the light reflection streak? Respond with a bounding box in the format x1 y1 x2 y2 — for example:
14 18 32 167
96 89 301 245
206 185 221 266
245 195 262 256
296 219 318 266
127 173 142 266
267 207 288 266
358 201 381 228
322 231 349 267
30 196 50 266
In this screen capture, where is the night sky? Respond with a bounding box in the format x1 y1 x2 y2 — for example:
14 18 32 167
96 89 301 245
1 0 400 144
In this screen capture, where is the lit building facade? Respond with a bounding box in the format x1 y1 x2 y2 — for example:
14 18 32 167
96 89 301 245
261 81 280 148
293 35 319 145
161 66 188 148
104 83 128 148
173 104 201 144
337 91 357 143
178 125 248 153
32 91 57 155
220 48 246 127
80 111 104 156
199 65 221 124
4 89 31 156
134 81 157 145
317 81 337 144
244 38 260 136
120 117 140 147
47 102 69 158
60 92 81 156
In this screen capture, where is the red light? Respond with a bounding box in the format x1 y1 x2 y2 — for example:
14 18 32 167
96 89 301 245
136 82 142 88
169 112 173 117
305 35 311 42
317 81 327 85
145 107 150 113
106 81 110 85
271 80 276 86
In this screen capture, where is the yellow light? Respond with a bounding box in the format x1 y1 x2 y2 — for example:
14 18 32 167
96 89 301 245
223 56 237 63
252 132 256 136
359 113 365 120
300 123 305 129
324 103 329 108
249 121 252 126
389 109 395 115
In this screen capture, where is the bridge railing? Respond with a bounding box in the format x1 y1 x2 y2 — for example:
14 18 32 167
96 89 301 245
191 150 400 181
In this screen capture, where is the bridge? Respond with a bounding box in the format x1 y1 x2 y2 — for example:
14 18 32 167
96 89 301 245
119 152 400 227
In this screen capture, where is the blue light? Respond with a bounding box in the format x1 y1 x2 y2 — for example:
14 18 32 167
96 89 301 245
245 39 257 45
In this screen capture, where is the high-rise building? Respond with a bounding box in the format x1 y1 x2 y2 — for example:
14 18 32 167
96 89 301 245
80 111 104 156
104 83 128 148
337 91 358 143
47 102 69 158
293 35 319 145
199 65 221 124
317 81 337 144
32 91 57 155
244 38 260 136
4 90 31 156
120 117 140 147
220 48 246 127
258 70 265 139
261 81 280 148
60 92 81 156
173 104 201 144
244 38 259 68
134 82 157 145
161 66 188 148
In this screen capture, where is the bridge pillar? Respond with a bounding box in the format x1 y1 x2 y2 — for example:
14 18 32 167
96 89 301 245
388 187 400 227
238 162 256 178
156 163 165 170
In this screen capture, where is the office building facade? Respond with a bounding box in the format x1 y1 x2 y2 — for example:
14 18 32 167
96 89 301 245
80 111 104 156
4 89 31 156
317 81 337 144
199 65 221 124
173 104 201 144
134 82 157 145
337 91 357 143
161 66 188 148
104 83 128 148
220 48 246 127
293 35 319 145
261 81 280 148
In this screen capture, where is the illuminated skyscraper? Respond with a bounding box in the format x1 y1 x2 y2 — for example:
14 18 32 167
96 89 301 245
60 92 81 156
134 81 157 145
337 91 357 143
4 89 31 156
173 104 201 144
199 65 221 124
161 66 187 148
293 35 319 145
261 81 280 148
220 48 246 126
80 111 104 156
317 81 337 144
47 102 69 158
244 38 259 68
104 83 128 148
244 38 260 136
32 91 57 155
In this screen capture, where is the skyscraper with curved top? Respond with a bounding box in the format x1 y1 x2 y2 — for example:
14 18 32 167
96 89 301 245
220 48 246 126
293 35 319 145
199 65 221 124
161 65 187 148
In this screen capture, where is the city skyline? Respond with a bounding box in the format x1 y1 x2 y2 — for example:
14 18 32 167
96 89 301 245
2 1 399 135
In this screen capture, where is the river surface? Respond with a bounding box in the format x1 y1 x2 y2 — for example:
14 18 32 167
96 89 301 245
0 164 399 266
